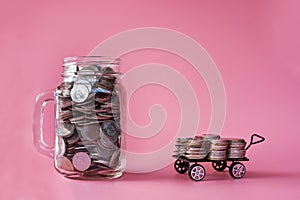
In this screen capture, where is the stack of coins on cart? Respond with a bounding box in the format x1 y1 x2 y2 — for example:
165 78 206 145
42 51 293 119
55 65 122 175
226 138 247 158
173 138 193 157
209 139 228 160
202 134 220 151
185 136 207 159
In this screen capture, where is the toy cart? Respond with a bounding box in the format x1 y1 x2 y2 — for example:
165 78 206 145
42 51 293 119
173 134 265 181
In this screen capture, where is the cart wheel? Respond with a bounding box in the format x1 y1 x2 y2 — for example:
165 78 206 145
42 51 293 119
174 159 189 174
188 164 206 181
212 161 227 172
229 162 246 179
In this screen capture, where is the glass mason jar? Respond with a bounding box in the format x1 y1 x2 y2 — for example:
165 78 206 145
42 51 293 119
33 56 126 179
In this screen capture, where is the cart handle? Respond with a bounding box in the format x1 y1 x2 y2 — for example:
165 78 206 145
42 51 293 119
245 134 265 150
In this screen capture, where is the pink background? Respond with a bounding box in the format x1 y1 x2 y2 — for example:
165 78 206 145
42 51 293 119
1 0 300 199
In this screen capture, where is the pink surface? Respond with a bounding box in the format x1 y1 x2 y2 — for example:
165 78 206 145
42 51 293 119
1 0 300 199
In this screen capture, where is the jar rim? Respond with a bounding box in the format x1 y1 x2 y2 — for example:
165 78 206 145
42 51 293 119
63 56 121 66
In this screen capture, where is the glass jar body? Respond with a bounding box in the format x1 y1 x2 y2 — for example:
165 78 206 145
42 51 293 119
34 56 126 179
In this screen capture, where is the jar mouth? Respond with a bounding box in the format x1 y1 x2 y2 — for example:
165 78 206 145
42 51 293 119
63 56 121 66
62 56 121 79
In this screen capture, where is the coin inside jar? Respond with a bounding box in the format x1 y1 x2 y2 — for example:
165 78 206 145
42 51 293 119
100 67 115 74
56 155 74 171
58 123 75 137
72 152 91 171
64 131 80 146
70 84 90 103
100 120 119 142
80 124 101 141
109 149 120 168
73 79 92 92
58 138 66 156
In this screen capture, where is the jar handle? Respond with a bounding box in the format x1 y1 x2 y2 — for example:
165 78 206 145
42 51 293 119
33 90 55 158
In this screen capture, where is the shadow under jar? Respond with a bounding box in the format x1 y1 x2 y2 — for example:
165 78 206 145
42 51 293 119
33 56 126 179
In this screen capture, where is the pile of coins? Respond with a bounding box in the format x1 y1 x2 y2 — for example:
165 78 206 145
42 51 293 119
185 137 207 159
209 139 228 160
173 134 248 161
173 138 193 157
202 134 220 150
55 65 121 176
226 138 247 159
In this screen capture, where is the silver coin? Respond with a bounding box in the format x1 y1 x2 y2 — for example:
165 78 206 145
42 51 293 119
58 123 75 137
100 120 119 143
70 84 89 103
74 79 92 92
